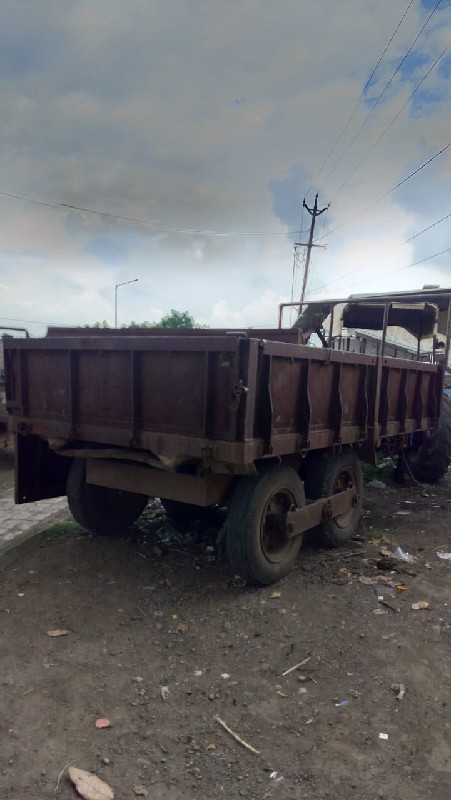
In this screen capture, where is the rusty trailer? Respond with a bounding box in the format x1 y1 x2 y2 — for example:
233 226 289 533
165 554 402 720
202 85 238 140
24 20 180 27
4 290 451 585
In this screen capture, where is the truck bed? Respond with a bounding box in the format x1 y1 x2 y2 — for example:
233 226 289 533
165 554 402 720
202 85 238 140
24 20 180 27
4 328 442 468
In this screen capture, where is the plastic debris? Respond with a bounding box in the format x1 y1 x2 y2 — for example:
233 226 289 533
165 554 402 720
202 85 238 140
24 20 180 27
375 585 396 600
335 700 348 707
390 683 406 700
95 718 112 729
379 732 388 741
392 546 414 563
412 601 429 610
46 629 69 638
160 685 169 701
437 551 451 561
394 510 411 516
270 771 284 783
367 479 386 489
270 591 281 599
221 673 230 679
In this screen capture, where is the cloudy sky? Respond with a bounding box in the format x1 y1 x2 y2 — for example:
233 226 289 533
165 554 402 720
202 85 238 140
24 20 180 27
0 0 450 334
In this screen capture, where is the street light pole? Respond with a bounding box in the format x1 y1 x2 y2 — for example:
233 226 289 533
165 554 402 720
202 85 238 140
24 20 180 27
114 278 139 328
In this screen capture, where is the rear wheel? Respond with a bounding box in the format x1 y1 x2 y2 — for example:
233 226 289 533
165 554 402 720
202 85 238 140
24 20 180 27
67 458 148 535
403 395 451 483
225 465 305 586
304 451 363 547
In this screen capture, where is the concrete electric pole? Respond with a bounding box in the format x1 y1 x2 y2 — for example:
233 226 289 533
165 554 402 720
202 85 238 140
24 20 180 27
297 193 329 306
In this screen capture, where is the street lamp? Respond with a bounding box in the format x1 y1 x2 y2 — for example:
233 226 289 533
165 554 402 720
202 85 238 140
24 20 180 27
114 278 139 328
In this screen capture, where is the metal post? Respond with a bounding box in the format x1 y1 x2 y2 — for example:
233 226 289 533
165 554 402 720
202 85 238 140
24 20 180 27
114 279 139 328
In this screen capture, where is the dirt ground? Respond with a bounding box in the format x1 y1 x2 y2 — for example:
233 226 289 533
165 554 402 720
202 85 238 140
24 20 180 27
0 471 451 800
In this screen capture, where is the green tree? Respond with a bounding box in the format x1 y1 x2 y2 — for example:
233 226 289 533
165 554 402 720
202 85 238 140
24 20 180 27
89 310 205 329
158 309 197 328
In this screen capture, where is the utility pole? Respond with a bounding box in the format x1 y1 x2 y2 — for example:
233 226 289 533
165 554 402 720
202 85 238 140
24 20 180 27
297 193 329 307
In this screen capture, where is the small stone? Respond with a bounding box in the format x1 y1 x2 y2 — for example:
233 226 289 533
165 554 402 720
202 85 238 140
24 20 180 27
367 479 386 489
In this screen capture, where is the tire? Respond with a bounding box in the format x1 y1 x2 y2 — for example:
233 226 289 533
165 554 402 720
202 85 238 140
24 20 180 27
225 465 305 586
304 451 363 547
67 458 148 535
404 394 451 483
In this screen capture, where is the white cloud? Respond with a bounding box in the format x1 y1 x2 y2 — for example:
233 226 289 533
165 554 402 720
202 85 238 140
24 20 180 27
0 0 449 333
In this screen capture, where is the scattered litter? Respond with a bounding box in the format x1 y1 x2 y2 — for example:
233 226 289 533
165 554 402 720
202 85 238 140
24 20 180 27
367 479 386 489
339 567 353 577
282 656 311 677
276 689 288 697
373 607 388 615
160 685 169 701
377 557 396 571
378 732 388 741
176 623 188 634
375 585 396 600
133 787 148 797
412 601 429 611
46 629 69 638
403 500 415 504
392 546 414 563
17 593 24 597
395 584 407 591
95 718 112 729
206 743 216 751
394 510 411 516
221 673 230 679
270 771 284 783
133 676 143 682
270 591 281 599
436 551 451 561
379 600 399 613
390 683 406 700
335 700 348 707
214 715 260 755
194 670 203 677
68 766 114 800
379 546 392 557
298 687 308 694
359 576 377 586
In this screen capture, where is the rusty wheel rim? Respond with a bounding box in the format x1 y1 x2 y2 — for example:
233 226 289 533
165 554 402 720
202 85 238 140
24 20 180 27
260 488 297 563
333 466 357 528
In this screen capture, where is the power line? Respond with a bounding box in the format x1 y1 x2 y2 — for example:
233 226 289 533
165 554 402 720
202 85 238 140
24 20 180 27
0 187 301 239
318 0 443 192
334 40 451 196
307 244 451 300
405 210 451 243
313 141 451 244
307 0 415 197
